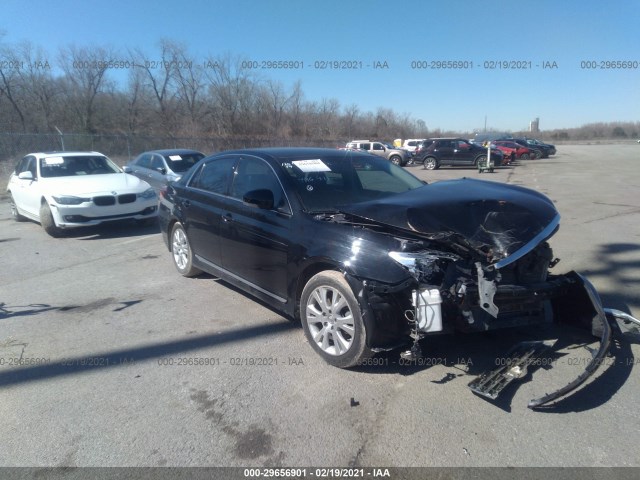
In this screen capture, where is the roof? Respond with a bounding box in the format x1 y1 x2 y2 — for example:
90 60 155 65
211 147 374 161
29 151 105 157
141 148 204 156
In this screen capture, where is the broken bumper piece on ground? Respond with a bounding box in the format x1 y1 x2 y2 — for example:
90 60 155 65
469 273 638 409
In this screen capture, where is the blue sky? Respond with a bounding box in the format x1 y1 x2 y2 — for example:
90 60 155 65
1 0 638 132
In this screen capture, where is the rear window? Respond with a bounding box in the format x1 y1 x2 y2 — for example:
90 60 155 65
166 152 205 172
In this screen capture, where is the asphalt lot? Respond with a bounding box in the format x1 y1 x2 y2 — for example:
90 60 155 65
0 144 639 468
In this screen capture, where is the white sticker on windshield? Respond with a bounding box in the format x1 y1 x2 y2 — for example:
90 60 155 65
44 156 64 165
169 155 182 160
292 159 331 172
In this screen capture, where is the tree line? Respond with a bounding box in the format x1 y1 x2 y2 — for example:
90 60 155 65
0 38 435 144
2 38 637 146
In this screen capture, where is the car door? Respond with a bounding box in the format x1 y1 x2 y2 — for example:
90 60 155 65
181 156 237 268
11 156 41 216
147 154 168 190
219 156 292 302
359 142 372 153
371 142 386 159
453 140 475 166
130 154 152 181
433 140 455 165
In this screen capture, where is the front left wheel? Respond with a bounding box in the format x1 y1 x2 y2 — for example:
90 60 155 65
39 202 63 237
390 155 402 166
300 271 372 368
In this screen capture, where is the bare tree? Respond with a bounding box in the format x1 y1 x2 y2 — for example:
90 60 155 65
173 46 206 135
260 79 296 137
14 42 59 132
0 44 27 131
58 44 115 133
341 103 360 139
131 39 182 136
203 53 261 137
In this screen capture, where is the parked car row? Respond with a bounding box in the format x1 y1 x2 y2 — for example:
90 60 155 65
385 135 557 170
469 135 557 160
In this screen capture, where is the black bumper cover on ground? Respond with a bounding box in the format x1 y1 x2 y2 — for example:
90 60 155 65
469 272 613 409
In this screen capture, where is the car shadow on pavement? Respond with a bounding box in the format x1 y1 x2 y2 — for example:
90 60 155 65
0 318 296 388
60 219 160 240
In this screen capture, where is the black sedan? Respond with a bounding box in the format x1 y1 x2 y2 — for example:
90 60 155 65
124 149 205 191
158 147 619 408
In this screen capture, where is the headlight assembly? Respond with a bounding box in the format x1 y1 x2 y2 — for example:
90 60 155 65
52 195 90 205
389 250 459 282
137 188 157 200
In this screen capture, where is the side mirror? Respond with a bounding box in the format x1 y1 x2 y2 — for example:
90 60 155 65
122 165 132 173
18 171 34 180
243 189 274 210
156 167 167 175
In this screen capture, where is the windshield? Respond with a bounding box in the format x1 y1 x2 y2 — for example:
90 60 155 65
279 152 424 213
166 152 205 172
40 155 120 178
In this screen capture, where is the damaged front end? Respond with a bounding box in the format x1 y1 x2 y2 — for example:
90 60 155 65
385 239 617 408
339 178 633 408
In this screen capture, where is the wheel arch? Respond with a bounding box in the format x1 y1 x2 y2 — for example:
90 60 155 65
166 218 180 252
293 260 343 321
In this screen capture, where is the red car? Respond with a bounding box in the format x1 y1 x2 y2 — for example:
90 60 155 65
493 140 536 161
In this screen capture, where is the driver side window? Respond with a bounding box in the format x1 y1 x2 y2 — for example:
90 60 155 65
151 155 165 171
231 157 290 214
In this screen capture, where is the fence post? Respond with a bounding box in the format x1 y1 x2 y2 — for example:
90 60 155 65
55 126 65 151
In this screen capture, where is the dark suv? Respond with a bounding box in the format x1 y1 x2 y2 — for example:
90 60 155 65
512 138 556 158
415 138 504 170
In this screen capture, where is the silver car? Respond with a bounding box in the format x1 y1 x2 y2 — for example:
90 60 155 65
125 149 205 191
345 140 410 166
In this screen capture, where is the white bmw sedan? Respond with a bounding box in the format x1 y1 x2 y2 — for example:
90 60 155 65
7 151 158 236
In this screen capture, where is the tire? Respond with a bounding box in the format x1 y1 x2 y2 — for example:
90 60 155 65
520 153 530 160
533 150 542 159
9 193 26 222
390 155 402 166
170 222 202 277
475 155 487 166
39 201 63 237
300 271 372 368
423 157 438 170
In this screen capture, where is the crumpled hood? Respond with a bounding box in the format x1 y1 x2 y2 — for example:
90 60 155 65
340 178 560 266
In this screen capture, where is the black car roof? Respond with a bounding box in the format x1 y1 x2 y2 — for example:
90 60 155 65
211 147 372 160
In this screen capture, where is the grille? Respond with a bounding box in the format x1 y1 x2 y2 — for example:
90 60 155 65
94 196 116 206
118 194 137 204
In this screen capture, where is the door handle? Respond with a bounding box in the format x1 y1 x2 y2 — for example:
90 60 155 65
222 213 233 223
183 200 191 208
